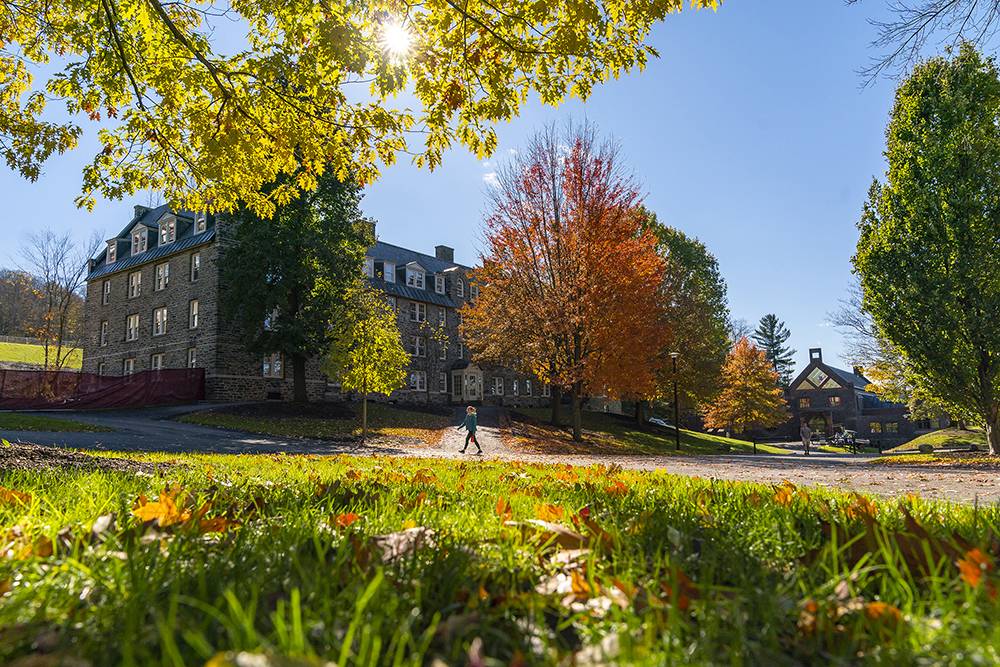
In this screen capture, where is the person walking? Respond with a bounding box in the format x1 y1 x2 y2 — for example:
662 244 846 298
800 421 812 456
457 405 482 455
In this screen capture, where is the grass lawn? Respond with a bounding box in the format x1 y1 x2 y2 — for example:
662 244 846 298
179 402 451 445
0 412 110 432
887 427 987 453
2 448 999 665
0 342 82 369
870 451 1000 469
509 407 787 455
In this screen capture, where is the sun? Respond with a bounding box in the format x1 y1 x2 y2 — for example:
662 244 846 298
380 19 412 61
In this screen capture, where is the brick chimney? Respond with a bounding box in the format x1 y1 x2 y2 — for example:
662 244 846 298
809 348 823 363
435 245 455 263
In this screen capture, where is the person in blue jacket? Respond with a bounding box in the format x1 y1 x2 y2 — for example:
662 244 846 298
457 405 482 454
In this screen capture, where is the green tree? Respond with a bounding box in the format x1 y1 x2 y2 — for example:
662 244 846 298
220 174 372 402
752 314 795 388
1 0 721 215
854 44 1000 454
323 285 409 442
640 210 731 419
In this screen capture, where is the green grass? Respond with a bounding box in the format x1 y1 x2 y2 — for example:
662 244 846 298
0 412 110 432
888 427 987 453
0 341 82 369
179 402 451 444
510 408 787 455
2 451 1000 665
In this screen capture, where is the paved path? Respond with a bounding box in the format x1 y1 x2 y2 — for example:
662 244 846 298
5 404 999 504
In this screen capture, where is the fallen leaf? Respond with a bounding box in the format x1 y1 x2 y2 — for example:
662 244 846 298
132 491 190 528
495 496 513 523
335 513 361 529
0 486 31 507
957 548 993 588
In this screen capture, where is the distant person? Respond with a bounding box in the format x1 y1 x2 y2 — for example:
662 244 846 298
800 422 812 456
457 405 482 455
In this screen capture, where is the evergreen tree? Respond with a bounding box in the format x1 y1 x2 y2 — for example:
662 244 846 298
221 173 373 402
752 314 796 387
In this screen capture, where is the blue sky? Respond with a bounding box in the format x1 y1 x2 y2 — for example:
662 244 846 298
0 1 902 375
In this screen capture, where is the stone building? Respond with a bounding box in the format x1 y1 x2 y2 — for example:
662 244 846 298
82 205 547 406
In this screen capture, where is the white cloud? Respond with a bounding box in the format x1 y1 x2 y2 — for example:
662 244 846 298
483 172 499 188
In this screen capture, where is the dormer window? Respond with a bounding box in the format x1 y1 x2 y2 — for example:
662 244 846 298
131 230 147 256
159 218 176 245
435 275 446 294
456 279 465 298
107 242 117 264
383 262 395 283
470 284 479 299
364 257 374 278
195 214 207 233
406 266 425 289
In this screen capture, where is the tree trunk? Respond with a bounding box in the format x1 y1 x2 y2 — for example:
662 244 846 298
550 385 562 426
986 402 1000 456
634 399 648 425
292 353 308 403
571 382 582 442
362 392 369 443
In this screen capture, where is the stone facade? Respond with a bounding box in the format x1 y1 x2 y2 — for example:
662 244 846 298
82 205 548 407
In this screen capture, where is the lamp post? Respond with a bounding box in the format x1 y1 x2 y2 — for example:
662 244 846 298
670 352 680 451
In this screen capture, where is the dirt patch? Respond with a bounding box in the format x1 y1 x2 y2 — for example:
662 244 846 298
0 442 166 474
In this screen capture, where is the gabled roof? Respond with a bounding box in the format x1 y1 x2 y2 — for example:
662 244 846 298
827 365 871 389
372 278 457 308
88 229 215 280
114 204 193 240
369 241 472 274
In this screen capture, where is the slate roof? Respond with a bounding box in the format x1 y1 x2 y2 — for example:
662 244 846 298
88 229 215 280
112 204 197 240
371 278 457 308
826 365 871 389
369 241 472 273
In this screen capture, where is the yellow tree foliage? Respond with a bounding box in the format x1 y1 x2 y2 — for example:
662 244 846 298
703 337 788 435
0 0 721 216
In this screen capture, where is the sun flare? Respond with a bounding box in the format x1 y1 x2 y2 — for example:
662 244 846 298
380 19 412 60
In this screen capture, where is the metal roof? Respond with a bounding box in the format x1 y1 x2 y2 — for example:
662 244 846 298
371 278 457 308
88 229 216 280
827 365 871 388
369 241 472 274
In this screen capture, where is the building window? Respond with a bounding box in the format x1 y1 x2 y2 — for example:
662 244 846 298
885 422 899 434
452 374 462 398
409 370 426 391
470 284 479 299
189 299 199 329
97 362 107 376
512 379 519 396
439 372 448 393
153 307 167 336
525 379 532 396
828 395 842 407
262 352 283 378
131 230 147 255
438 308 446 327
798 397 811 409
458 343 465 359
190 252 201 281
195 214 207 233
409 336 425 357
126 314 140 341
123 358 135 375
99 321 109 347
188 347 197 368
102 280 111 305
154 262 170 291
107 242 117 264
364 257 374 278
159 218 176 245
869 422 882 434
406 268 425 289
438 342 447 361
542 384 551 398
264 308 278 331
409 302 426 323
456 279 464 298
493 377 504 395
150 353 164 371
435 275 446 294
128 271 142 298
381 262 395 283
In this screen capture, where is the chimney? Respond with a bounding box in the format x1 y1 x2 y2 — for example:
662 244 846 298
435 245 455 263
134 204 149 219
853 365 865 377
363 219 377 243
809 348 823 363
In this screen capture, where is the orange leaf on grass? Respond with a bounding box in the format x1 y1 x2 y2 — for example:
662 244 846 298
0 486 31 507
605 480 628 496
958 548 994 588
535 503 564 522
132 492 190 527
863 601 902 624
495 496 513 523
335 512 361 529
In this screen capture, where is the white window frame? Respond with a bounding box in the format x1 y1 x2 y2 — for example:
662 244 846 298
195 214 207 233
107 242 117 264
435 275 446 294
159 218 176 245
153 307 167 337
383 262 395 283
438 308 446 327
128 271 142 298
97 362 107 376
406 267 425 289
154 262 170 291
542 384 551 398
131 230 147 256
150 353 164 371
102 280 111 305
458 343 464 359
190 252 201 281
456 279 464 298
123 358 135 375
99 320 109 347
439 371 448 393
410 335 425 357
189 299 199 329
262 352 283 378
470 284 479 299
126 314 139 342
525 379 532 396
438 342 447 361
409 302 426 323
409 370 426 391
512 379 519 396
493 377 504 395
187 347 197 368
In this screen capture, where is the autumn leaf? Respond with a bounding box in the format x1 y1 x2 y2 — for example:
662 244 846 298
504 520 587 550
495 496 513 523
846 494 878 521
863 601 902 624
335 513 361 529
605 480 628 496
659 569 698 611
535 503 564 522
773 482 795 506
411 469 438 485
0 486 31 506
344 469 363 481
132 491 190 527
198 517 234 534
957 548 993 588
0 579 9 595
